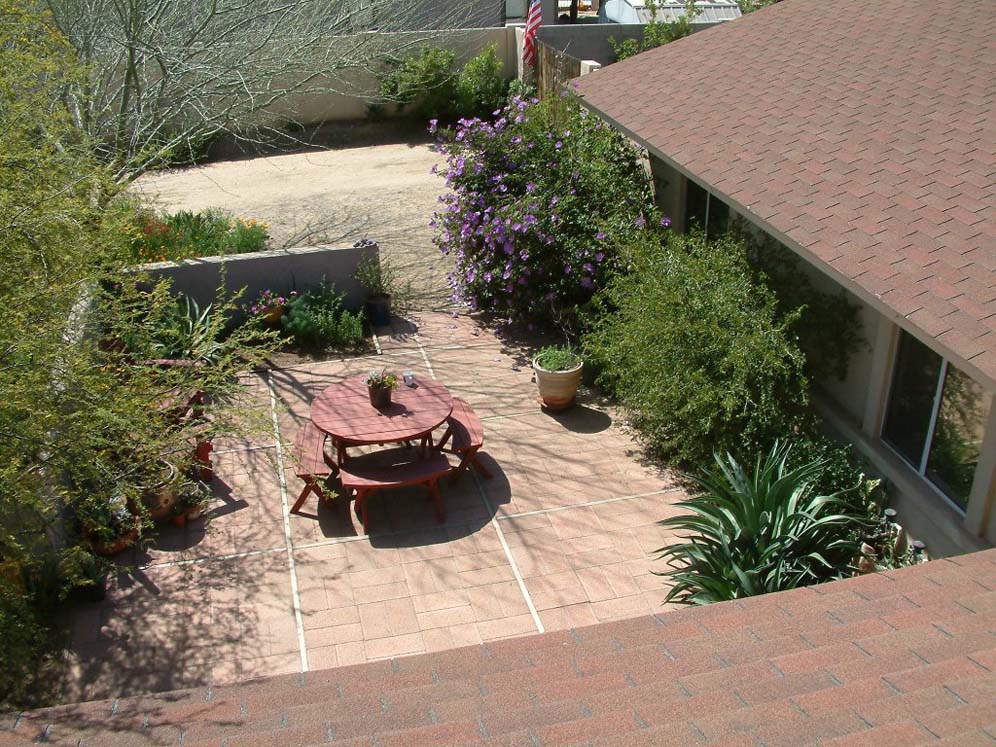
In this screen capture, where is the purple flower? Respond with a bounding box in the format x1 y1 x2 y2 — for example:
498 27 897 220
595 252 605 262
635 215 647 228
596 231 606 240
660 216 672 228
564 264 572 275
555 141 563 149
580 277 594 289
526 182 536 193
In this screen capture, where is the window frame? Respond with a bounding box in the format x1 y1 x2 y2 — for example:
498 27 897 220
881 334 979 515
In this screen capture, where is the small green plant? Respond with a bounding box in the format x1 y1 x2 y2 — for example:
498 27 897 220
146 295 225 363
656 441 868 604
365 369 398 389
355 256 397 297
534 345 582 371
282 280 364 349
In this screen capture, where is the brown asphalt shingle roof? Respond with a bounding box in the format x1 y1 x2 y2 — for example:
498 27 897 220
4 549 996 746
575 0 996 388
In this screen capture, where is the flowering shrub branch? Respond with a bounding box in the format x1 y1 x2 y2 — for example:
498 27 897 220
431 93 661 325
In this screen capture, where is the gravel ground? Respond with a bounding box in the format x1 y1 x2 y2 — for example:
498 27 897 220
134 139 454 310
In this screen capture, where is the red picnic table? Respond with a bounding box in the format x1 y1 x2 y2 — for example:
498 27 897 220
310 375 454 465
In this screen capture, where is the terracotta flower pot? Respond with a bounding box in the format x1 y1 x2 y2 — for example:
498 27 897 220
87 519 140 557
261 305 285 328
140 461 179 520
368 385 392 409
533 357 583 412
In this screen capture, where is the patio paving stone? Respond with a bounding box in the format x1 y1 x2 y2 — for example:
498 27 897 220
63 311 689 702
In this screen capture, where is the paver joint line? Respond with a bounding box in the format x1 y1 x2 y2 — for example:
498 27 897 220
267 371 309 673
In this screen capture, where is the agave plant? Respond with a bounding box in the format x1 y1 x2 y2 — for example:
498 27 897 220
151 296 225 363
656 441 868 605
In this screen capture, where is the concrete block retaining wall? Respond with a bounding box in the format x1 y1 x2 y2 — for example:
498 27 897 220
139 241 378 319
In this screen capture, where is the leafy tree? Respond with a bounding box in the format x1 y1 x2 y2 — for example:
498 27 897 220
43 0 484 183
0 3 276 706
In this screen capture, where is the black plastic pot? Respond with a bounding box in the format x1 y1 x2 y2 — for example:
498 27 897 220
366 294 392 327
368 385 392 409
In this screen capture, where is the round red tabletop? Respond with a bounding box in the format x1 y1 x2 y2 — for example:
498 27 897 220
311 375 453 446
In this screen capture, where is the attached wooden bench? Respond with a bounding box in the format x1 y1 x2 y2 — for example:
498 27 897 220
291 422 335 514
436 397 492 484
338 451 452 534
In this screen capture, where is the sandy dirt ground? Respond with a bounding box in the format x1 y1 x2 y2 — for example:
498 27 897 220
134 141 454 309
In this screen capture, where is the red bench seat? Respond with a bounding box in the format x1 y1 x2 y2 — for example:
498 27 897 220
338 451 452 534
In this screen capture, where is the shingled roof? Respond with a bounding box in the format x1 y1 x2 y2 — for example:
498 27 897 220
575 0 996 389
4 549 996 746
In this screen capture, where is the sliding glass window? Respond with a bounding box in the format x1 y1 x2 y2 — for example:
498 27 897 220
882 331 992 511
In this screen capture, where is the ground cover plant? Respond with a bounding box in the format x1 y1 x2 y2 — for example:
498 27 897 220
281 280 365 349
432 92 658 326
131 209 268 263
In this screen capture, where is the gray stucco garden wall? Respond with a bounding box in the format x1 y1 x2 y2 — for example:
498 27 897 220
139 241 379 320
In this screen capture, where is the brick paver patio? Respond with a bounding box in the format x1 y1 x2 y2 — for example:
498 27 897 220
62 312 687 702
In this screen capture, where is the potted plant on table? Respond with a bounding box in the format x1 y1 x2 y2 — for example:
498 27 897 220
533 345 583 412
366 368 398 409
355 253 397 327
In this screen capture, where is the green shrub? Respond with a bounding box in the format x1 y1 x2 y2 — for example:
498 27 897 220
610 0 697 61
584 231 809 466
379 45 510 124
131 209 267 263
379 46 458 122
656 442 868 604
0 580 48 706
455 45 509 119
282 281 364 349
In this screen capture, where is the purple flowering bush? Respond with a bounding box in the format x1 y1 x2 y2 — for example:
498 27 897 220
431 93 660 324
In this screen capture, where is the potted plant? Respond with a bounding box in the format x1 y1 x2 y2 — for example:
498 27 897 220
533 345 583 412
355 253 396 327
74 552 111 603
365 368 398 408
250 289 297 328
138 459 179 521
171 482 210 528
81 493 141 557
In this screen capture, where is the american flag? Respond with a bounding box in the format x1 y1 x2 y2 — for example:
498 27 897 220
522 0 542 67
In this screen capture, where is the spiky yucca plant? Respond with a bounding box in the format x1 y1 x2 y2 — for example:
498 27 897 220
656 441 867 604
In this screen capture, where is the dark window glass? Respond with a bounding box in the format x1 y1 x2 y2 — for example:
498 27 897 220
684 179 708 230
707 196 730 237
926 366 992 510
882 332 942 468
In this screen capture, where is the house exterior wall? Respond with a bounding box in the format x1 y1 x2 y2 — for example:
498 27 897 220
649 166 996 556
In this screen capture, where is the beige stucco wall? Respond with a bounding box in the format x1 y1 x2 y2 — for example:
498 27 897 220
263 27 515 125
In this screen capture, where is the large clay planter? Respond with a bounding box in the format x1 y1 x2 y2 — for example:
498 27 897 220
533 358 583 412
